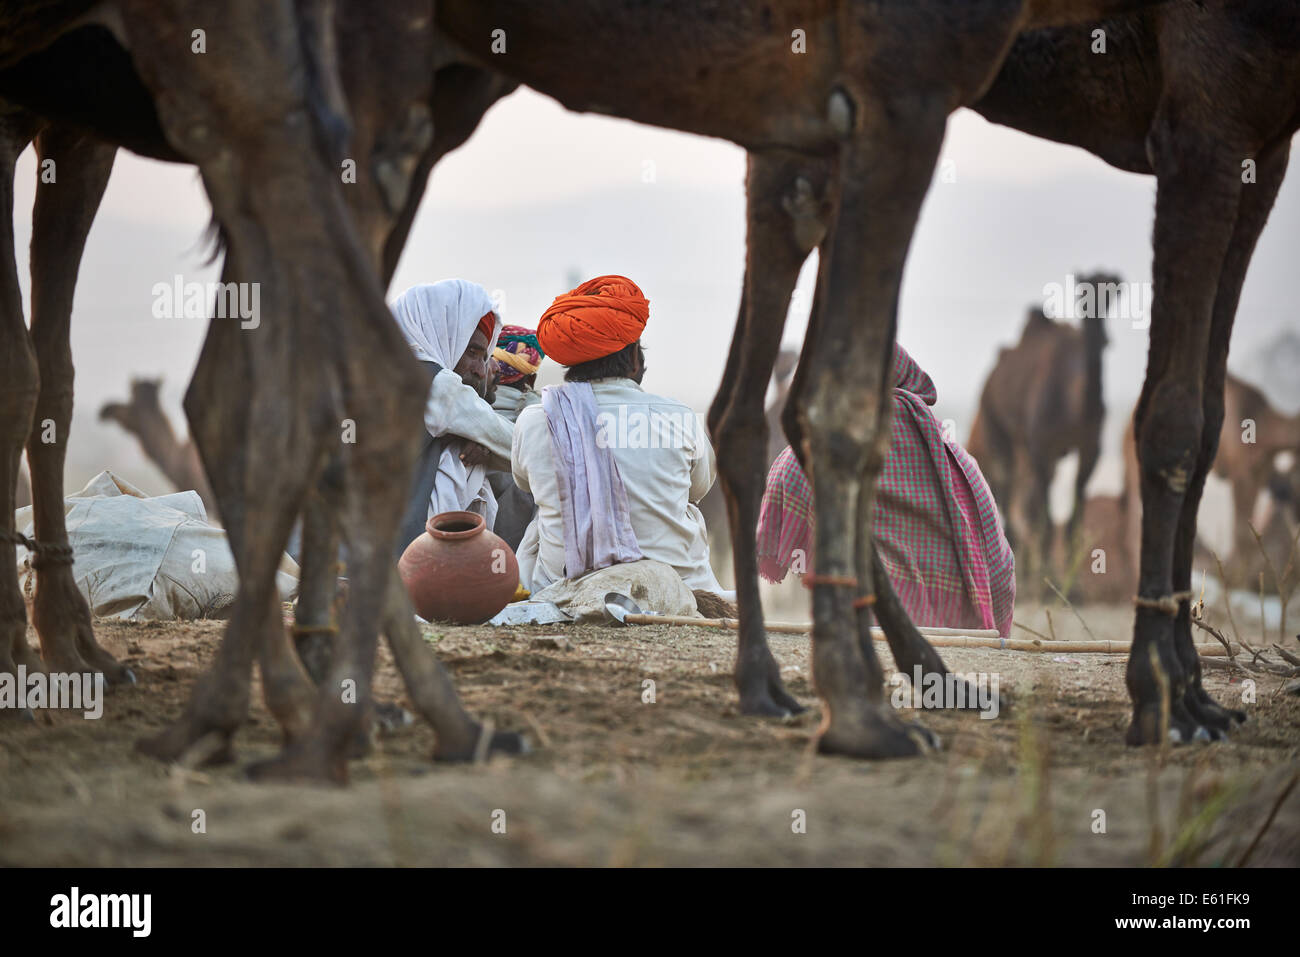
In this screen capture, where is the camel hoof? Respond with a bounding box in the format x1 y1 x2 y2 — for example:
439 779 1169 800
433 728 529 762
816 712 936 760
738 691 797 718
109 666 137 688
246 749 347 786
135 724 235 766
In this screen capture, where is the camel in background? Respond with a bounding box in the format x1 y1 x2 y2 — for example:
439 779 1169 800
1120 372 1300 592
966 271 1115 595
99 378 217 521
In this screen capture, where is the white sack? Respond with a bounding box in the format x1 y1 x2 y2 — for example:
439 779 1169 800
14 470 298 621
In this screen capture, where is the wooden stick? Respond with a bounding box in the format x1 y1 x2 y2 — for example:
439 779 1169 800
618 614 1238 655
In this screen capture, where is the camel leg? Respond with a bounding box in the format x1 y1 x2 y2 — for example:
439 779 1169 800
24 126 133 685
1174 140 1290 737
0 112 43 714
247 362 432 783
381 568 526 760
708 149 829 717
798 111 948 759
1068 433 1101 552
132 0 371 765
1125 110 1245 746
135 299 321 764
293 488 341 686
287 68 519 739
291 64 513 671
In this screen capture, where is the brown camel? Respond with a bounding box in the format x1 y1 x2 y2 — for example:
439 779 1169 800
967 272 1115 592
99 378 217 520
3 1 387 738
934 2 1299 744
443 0 1298 749
2 1 524 778
1121 371 1300 590
438 0 1177 758
9 0 1274 770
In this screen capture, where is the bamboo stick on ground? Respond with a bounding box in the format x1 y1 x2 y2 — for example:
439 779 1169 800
619 614 1239 656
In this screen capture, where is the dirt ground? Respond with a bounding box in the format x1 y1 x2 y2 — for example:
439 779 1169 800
1 601 1298 867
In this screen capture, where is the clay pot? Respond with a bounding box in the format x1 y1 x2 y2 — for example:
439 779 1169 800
398 510 519 624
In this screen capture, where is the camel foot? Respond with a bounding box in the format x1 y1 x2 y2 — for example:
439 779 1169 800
340 700 413 760
135 722 236 766
261 674 316 745
817 708 938 759
736 653 806 717
433 724 529 763
246 743 348 786
33 565 134 686
135 674 246 763
1185 684 1246 731
1124 698 1214 747
900 666 1011 717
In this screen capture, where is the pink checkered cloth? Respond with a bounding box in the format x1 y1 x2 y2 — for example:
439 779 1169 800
756 345 1015 637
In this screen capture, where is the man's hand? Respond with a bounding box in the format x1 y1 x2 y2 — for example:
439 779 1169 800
459 441 493 469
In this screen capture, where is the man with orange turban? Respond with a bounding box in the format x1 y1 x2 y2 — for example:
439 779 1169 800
512 275 726 597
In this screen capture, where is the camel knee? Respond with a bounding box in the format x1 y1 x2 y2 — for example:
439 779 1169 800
1136 381 1205 499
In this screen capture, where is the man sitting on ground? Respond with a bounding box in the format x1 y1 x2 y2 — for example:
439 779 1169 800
512 274 725 596
391 280 513 555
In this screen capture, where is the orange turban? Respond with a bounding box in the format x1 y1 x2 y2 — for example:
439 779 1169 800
536 275 649 366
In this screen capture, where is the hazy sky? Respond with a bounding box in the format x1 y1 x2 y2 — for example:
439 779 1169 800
12 87 1300 504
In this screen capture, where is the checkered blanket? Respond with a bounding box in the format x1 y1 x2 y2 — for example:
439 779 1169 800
756 345 1015 637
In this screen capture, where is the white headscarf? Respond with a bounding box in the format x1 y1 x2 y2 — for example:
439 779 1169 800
390 279 500 368
390 280 503 527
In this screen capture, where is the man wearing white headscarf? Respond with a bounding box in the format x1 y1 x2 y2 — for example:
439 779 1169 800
391 280 513 554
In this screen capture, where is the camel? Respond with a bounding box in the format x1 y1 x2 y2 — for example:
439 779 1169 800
444 0 1300 750
1121 372 1300 590
1 1 527 779
967 273 1115 592
925 2 1299 744
436 0 1182 758
8 0 1280 772
99 378 217 520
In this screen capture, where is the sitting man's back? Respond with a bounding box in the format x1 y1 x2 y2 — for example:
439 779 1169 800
511 275 723 595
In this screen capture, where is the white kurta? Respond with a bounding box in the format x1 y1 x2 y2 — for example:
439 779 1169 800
512 377 724 594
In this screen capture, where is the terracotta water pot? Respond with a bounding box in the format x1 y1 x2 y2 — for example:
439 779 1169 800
398 510 519 624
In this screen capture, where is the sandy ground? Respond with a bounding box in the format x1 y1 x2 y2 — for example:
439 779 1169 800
1 601 1298 867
